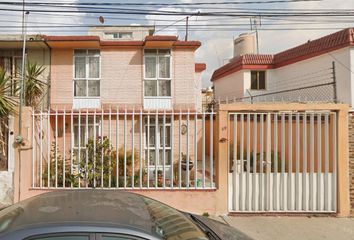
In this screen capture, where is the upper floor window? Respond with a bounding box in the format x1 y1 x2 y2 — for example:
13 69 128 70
144 49 171 97
250 70 266 90
74 49 100 97
105 32 133 40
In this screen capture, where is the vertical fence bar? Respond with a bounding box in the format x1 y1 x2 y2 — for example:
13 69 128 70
317 113 322 211
252 113 257 211
94 109 97 188
63 110 66 188
162 110 166 189
139 109 143 188
310 113 315 211
171 110 174 189
239 114 244 211
302 113 307 211
179 110 182 188
324 113 329 211
47 110 51 188
266 113 271 211
246 113 251 211
332 113 337 211
109 107 112 188
40 110 43 188
155 110 158 188
281 113 285 210
202 112 206 188
186 110 190 188
101 109 104 188
259 114 264 211
55 109 58 188
70 109 73 188
132 108 135 189
194 112 198 189
78 109 81 188
273 113 278 211
210 110 214 188
147 110 150 189
85 109 89 188
288 113 293 211
116 108 119 188
233 114 237 210
124 108 127 188
295 113 300 211
32 111 35 188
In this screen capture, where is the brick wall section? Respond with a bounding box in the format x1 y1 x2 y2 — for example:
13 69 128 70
51 49 74 107
349 113 354 216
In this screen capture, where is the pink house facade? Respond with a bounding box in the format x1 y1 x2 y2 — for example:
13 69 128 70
46 27 205 111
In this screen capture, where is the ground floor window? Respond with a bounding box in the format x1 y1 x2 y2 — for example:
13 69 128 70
145 117 172 168
72 116 101 159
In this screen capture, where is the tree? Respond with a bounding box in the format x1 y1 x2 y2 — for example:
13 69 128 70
24 62 46 108
0 68 18 117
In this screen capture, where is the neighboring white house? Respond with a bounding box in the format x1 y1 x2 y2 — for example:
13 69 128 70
212 28 354 105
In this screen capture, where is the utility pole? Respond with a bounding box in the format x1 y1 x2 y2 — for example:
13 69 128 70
250 16 261 54
17 0 29 144
185 16 189 41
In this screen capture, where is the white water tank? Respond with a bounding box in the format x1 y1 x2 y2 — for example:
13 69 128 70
233 33 256 58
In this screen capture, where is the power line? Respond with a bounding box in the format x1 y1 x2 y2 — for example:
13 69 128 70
0 0 323 6
0 7 353 18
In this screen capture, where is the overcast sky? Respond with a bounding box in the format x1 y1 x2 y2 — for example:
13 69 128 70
1 0 353 87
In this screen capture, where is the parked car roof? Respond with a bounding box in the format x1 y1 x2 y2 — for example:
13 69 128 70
0 190 207 239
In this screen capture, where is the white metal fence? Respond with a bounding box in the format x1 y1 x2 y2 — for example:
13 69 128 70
228 111 337 212
32 109 216 190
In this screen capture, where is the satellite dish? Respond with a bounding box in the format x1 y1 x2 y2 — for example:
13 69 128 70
99 16 104 24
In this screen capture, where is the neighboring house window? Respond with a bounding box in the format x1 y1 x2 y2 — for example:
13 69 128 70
250 70 266 90
145 117 172 168
144 49 171 97
105 32 133 39
0 55 22 95
73 49 100 98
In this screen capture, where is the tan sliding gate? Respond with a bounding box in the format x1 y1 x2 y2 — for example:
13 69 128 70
228 111 338 212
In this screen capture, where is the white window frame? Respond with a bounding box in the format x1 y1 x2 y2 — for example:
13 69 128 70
73 49 101 99
143 49 172 98
105 31 133 40
72 117 101 151
250 70 266 90
144 117 172 169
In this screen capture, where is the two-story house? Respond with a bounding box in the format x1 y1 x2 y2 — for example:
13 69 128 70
212 28 354 105
30 26 209 189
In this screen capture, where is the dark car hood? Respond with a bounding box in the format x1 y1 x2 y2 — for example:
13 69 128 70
190 215 253 240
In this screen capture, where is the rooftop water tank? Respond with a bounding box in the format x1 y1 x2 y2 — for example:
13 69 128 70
233 33 256 58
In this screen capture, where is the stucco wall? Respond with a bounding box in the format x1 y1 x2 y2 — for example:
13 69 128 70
265 47 352 104
50 48 200 110
213 70 245 101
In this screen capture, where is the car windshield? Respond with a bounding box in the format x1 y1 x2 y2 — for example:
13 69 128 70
143 198 208 240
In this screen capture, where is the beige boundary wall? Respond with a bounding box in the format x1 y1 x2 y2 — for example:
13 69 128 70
12 103 350 217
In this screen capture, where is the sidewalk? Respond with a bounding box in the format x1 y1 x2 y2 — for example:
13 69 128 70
220 216 354 240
